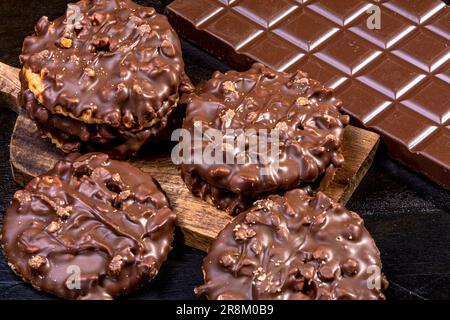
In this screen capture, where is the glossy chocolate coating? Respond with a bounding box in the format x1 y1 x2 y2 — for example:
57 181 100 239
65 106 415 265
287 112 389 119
21 88 184 158
2 153 176 299
181 63 348 214
20 0 192 129
195 188 387 300
167 0 450 189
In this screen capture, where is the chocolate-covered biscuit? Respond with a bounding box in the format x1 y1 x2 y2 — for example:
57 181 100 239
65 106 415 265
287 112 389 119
19 0 193 155
22 89 185 158
181 63 349 214
2 153 176 300
195 189 387 300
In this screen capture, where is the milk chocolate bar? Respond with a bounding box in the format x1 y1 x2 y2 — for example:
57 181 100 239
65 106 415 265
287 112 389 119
166 0 450 188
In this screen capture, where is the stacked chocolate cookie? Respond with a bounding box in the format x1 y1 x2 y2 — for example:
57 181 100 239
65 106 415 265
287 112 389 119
181 64 387 300
3 0 184 300
181 63 349 214
19 0 193 158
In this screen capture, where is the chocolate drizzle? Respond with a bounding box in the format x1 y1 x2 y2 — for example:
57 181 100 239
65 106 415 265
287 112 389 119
2 153 176 299
196 188 387 300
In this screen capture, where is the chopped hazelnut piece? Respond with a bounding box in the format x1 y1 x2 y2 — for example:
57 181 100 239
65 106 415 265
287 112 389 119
111 173 121 182
60 37 73 48
46 221 62 233
85 67 96 77
222 81 238 93
28 255 47 270
233 224 256 241
296 97 310 106
56 205 72 219
118 190 132 201
14 190 32 204
108 255 124 277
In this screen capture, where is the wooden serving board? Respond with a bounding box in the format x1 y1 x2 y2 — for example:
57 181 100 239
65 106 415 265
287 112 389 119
0 62 380 252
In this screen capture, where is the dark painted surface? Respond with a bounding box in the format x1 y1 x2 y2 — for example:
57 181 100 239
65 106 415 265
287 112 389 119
0 0 449 300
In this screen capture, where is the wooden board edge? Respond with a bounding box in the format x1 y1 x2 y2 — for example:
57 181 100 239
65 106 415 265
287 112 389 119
0 62 20 114
338 138 379 205
10 113 380 253
10 158 31 187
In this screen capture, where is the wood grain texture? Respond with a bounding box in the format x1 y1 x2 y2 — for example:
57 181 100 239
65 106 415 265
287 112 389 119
1 62 380 252
0 63 20 113
10 112 379 251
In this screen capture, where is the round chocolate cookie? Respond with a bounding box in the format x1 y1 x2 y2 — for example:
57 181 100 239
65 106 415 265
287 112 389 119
195 189 387 300
2 153 176 299
181 63 349 214
19 0 193 155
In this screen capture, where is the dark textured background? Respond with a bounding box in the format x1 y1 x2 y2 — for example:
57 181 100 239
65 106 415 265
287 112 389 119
0 0 449 300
